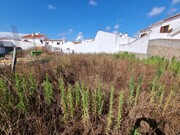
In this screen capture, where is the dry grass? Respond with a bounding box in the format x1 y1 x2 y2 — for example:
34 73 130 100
0 52 179 134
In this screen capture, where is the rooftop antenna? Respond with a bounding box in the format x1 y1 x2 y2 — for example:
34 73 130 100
11 25 19 73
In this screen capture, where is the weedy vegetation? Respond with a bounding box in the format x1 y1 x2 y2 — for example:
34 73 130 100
0 52 179 134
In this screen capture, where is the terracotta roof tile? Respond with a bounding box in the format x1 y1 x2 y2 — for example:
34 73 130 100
21 34 46 39
73 42 81 44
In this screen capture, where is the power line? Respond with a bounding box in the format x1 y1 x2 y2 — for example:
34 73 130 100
89 0 132 29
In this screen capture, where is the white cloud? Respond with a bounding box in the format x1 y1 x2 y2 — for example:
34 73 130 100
105 26 111 31
167 8 178 16
114 24 119 30
172 0 180 4
76 32 84 42
147 7 165 17
68 29 73 33
48 4 57 10
58 29 74 37
89 0 98 6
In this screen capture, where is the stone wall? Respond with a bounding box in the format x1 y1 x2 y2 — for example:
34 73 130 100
147 39 180 60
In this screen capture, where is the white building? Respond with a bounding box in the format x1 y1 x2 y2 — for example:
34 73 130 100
61 31 135 54
44 39 66 52
119 13 180 54
140 13 180 40
21 33 47 45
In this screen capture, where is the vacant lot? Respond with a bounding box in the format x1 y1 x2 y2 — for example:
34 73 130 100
0 52 180 134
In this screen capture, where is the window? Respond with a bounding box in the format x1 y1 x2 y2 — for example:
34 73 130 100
160 25 169 33
45 42 49 45
140 33 147 37
57 42 60 45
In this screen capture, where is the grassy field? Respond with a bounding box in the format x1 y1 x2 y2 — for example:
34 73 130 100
0 52 180 134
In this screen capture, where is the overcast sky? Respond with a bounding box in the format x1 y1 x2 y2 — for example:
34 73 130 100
0 0 180 40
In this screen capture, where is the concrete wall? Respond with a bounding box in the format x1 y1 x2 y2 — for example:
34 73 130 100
147 39 180 59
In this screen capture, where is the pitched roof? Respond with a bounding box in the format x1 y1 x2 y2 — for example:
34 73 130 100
140 13 180 33
21 34 46 39
73 42 81 44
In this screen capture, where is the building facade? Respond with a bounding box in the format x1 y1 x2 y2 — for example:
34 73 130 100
119 13 180 57
140 13 180 40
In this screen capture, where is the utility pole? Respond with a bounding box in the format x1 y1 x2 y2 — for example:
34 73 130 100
115 19 120 47
11 25 18 73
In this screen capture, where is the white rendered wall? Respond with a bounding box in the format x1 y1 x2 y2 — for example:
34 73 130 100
119 34 150 54
150 17 180 34
60 31 136 54
74 41 99 53
45 41 64 46
141 17 180 40
60 42 75 53
23 39 44 45
2 39 44 50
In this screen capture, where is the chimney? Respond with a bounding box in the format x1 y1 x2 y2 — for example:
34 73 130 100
31 33 34 37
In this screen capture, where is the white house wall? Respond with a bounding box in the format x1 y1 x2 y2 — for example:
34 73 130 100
141 17 180 40
2 39 45 50
23 39 44 45
17 41 44 50
74 41 99 53
60 42 75 53
151 17 180 34
95 31 135 53
119 34 150 54
173 33 180 38
60 31 135 54
95 31 118 53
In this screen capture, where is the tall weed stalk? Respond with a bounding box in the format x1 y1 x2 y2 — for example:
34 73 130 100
106 86 114 133
43 74 53 105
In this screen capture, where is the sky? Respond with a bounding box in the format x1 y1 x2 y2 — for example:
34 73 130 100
0 0 180 41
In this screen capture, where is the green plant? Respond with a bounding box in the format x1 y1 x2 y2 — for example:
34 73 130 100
149 76 158 104
163 89 174 115
15 75 26 112
97 84 104 116
75 82 80 108
43 74 53 105
67 85 74 118
92 84 104 119
81 83 90 123
29 74 38 95
134 74 143 106
116 90 125 130
134 128 142 135
129 76 135 105
92 88 97 117
106 86 114 132
59 78 68 119
0 79 8 103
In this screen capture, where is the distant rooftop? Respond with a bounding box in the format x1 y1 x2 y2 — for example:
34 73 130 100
21 33 46 39
140 13 180 32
